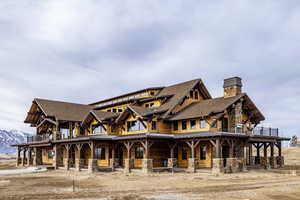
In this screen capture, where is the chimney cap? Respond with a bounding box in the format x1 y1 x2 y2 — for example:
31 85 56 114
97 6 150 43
223 77 242 88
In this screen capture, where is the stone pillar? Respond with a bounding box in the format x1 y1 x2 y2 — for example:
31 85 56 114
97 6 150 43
63 145 70 170
26 148 33 166
260 157 270 169
33 147 42 166
168 158 177 168
124 158 133 173
52 145 62 169
16 147 21 167
75 158 84 171
88 159 98 172
22 148 27 166
110 144 116 171
142 159 153 174
238 157 247 172
187 158 196 173
276 156 284 168
212 158 224 174
269 156 278 169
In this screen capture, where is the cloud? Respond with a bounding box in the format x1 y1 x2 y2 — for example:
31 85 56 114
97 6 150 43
0 0 300 138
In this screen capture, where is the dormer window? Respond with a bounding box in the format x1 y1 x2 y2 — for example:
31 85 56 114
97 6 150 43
92 124 105 134
127 120 144 132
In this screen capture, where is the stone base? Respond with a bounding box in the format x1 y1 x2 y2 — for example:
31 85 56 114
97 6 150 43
249 156 255 166
16 158 21 167
142 159 153 174
212 158 224 174
276 156 284 168
269 157 278 169
168 158 177 168
88 159 98 172
187 158 196 173
75 159 84 171
260 157 270 169
26 158 33 166
63 158 70 170
21 157 26 166
124 159 133 173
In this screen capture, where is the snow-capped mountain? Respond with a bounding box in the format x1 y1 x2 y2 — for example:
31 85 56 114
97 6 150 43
0 129 33 154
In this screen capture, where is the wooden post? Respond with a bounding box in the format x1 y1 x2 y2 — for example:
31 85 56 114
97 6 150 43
270 143 274 157
278 142 282 157
263 143 267 158
216 138 221 158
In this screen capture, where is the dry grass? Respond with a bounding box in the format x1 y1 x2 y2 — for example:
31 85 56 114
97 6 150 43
0 147 299 200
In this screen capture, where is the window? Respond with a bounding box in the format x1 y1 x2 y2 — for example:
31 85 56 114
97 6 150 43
195 91 199 100
107 109 111 112
60 128 70 139
150 103 154 107
173 121 178 131
135 146 144 159
145 104 149 108
118 108 123 113
95 147 106 160
112 108 117 113
200 145 207 160
92 124 104 134
211 120 217 128
150 91 155 96
151 121 157 130
190 120 196 129
127 120 145 132
182 148 187 160
200 120 206 129
48 150 54 159
182 120 187 130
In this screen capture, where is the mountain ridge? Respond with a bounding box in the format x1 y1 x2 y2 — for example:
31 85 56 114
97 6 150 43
0 129 33 154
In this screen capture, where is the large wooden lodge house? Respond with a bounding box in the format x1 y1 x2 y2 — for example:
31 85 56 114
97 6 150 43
14 77 288 173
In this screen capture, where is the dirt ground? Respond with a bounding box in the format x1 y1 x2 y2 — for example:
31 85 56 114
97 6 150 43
0 148 300 200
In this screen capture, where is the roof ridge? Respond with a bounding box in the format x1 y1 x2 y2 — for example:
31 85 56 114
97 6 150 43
34 98 90 106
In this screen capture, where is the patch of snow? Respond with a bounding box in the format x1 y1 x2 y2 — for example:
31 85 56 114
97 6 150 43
0 167 46 175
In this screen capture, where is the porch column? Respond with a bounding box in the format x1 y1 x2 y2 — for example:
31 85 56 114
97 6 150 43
110 144 117 171
168 142 178 170
64 144 71 170
269 142 277 169
16 147 21 167
212 138 224 174
75 144 83 171
276 141 284 167
33 147 42 166
141 140 154 174
261 143 270 169
26 148 33 166
226 139 239 173
53 144 63 169
186 140 200 173
22 148 27 166
124 141 134 173
88 141 97 172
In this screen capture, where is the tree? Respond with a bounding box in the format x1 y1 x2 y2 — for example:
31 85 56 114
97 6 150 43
289 135 299 147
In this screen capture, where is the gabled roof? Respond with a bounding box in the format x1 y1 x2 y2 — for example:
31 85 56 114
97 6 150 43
116 105 154 122
153 79 212 118
168 93 265 123
30 98 93 122
82 110 119 127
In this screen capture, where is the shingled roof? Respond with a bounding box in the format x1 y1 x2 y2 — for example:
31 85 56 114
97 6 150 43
81 110 119 127
168 93 265 122
33 98 93 122
153 79 211 118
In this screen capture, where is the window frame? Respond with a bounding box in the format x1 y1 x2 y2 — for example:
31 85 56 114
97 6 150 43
182 120 187 130
95 147 106 160
135 146 144 159
190 120 196 129
200 120 206 129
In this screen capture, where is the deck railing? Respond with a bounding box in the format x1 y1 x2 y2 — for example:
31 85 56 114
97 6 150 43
27 135 51 143
252 127 279 137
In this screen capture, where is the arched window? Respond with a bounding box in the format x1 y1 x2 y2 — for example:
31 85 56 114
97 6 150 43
135 146 144 159
92 124 105 134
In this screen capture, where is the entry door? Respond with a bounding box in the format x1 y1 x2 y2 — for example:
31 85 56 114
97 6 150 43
222 118 229 132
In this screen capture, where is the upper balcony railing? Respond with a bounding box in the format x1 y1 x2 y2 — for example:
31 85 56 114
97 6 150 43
252 127 279 137
26 135 52 143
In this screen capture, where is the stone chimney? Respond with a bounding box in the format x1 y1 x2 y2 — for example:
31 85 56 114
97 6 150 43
223 77 242 98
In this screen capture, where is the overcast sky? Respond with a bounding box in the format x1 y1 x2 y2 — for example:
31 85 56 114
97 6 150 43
0 1 299 138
